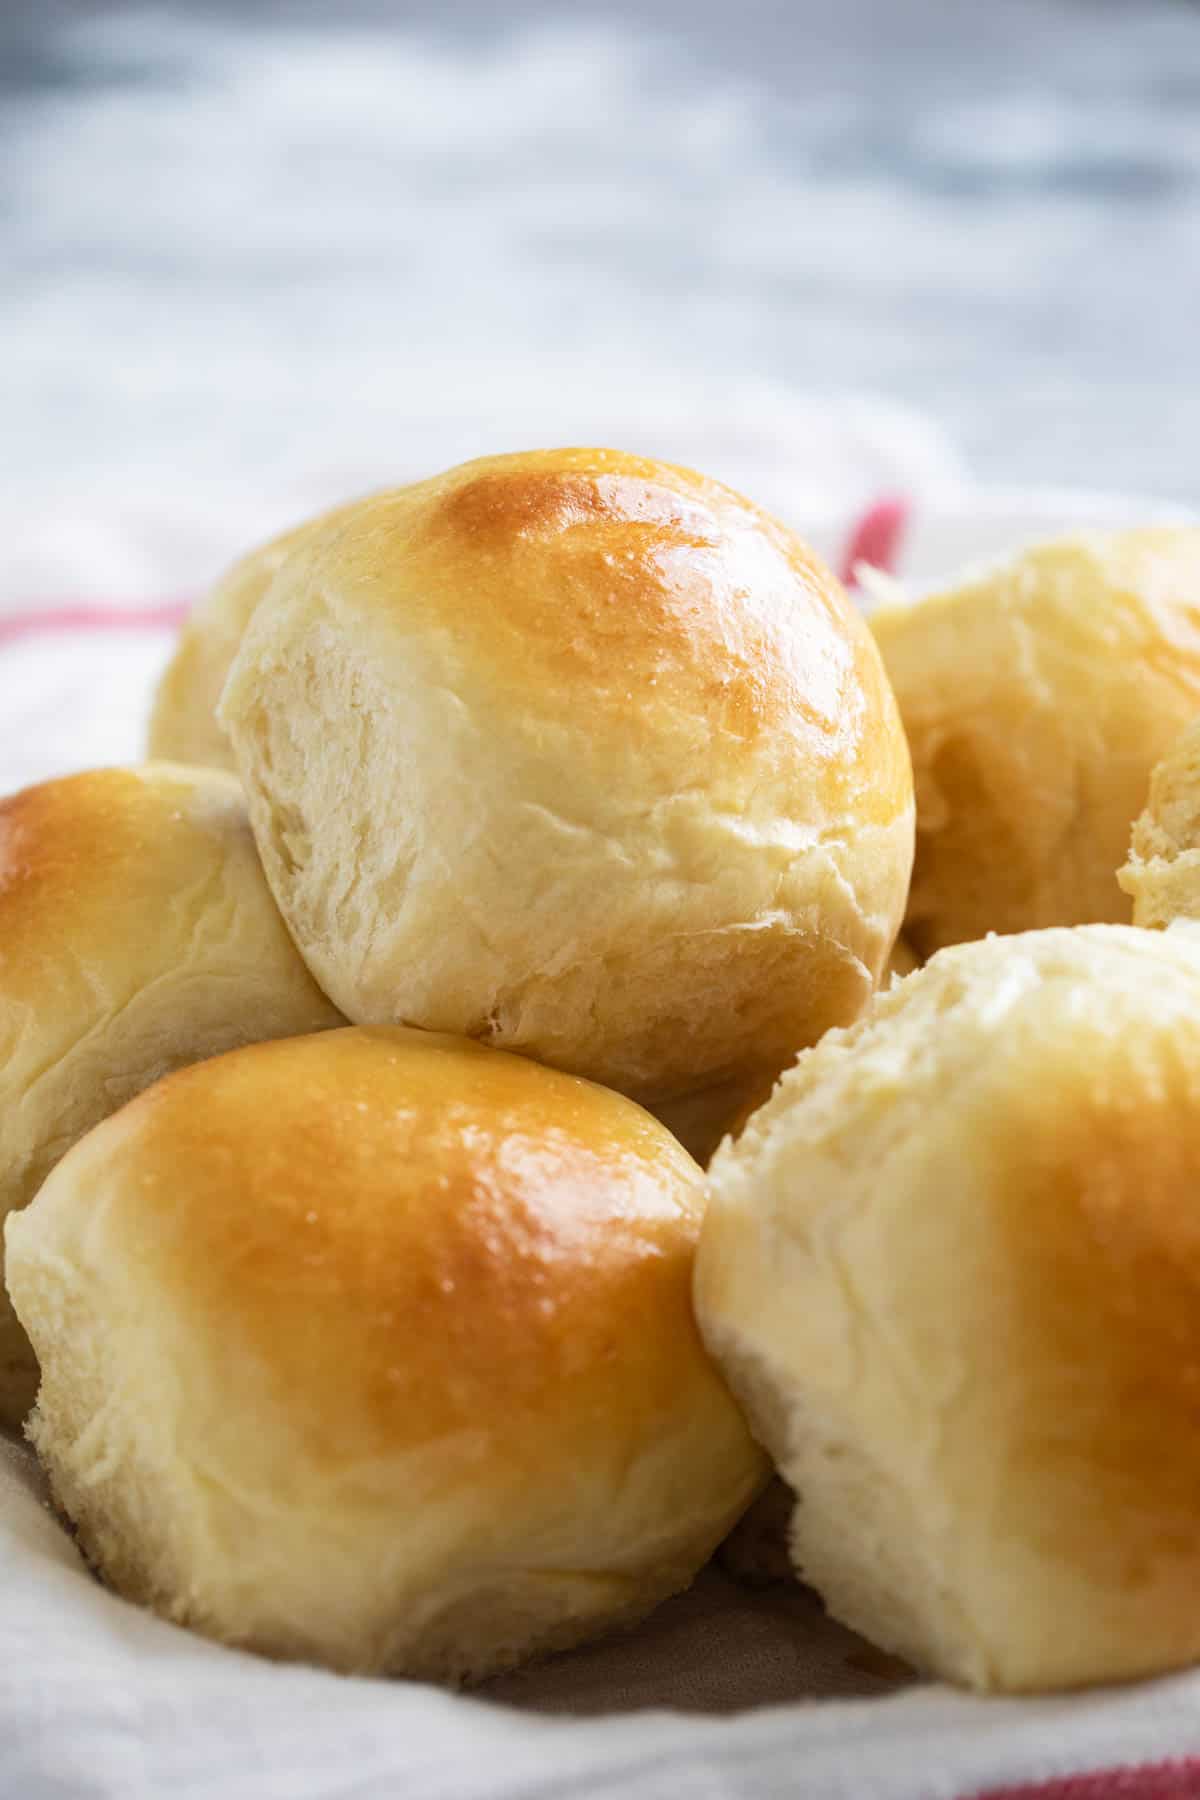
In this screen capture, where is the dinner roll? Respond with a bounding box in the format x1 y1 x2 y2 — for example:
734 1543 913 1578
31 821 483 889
148 504 353 771
218 448 914 1104
872 530 1200 956
7 1027 767 1681
0 765 343 1426
1119 713 1200 926
696 922 1200 1692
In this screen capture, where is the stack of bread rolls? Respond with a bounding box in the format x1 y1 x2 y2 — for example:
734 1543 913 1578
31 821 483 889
1 449 908 1682
7 448 1200 1698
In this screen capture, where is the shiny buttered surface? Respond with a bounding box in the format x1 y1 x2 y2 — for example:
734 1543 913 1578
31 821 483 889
217 448 914 1103
6 1028 767 1683
872 530 1200 957
0 765 343 1427
696 923 1200 1693
1120 712 1200 927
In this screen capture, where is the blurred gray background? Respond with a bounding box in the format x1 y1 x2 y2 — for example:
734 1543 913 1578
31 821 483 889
4 0 1200 599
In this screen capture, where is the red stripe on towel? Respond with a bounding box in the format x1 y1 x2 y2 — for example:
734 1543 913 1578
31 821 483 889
971 1756 1200 1799
837 494 909 587
0 601 189 647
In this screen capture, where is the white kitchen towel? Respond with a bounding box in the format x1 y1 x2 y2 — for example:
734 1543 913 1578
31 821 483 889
4 435 1200 1797
5 1424 1200 1800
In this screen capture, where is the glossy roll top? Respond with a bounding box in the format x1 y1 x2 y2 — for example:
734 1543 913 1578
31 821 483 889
7 1026 766 1681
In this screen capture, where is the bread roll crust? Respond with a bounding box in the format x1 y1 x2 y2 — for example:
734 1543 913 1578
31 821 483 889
697 923 1200 1692
7 1027 766 1680
0 765 343 1425
872 530 1200 956
219 448 914 1102
148 505 355 771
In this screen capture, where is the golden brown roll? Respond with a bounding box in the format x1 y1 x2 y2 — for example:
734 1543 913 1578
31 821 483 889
218 447 914 1105
871 531 1200 957
148 504 354 772
696 922 1200 1692
0 764 343 1426
1119 712 1200 926
6 1027 767 1681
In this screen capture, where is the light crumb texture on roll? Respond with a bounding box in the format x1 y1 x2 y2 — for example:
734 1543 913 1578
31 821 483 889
696 922 1200 1693
148 503 355 772
1119 712 1200 926
0 765 343 1427
218 448 914 1105
6 1028 767 1682
871 530 1200 957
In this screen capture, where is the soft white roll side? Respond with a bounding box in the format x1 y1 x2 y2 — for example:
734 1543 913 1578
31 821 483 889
148 503 356 772
696 923 1200 1693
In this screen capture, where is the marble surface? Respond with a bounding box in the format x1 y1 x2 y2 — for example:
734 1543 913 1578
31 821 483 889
3 0 1200 598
